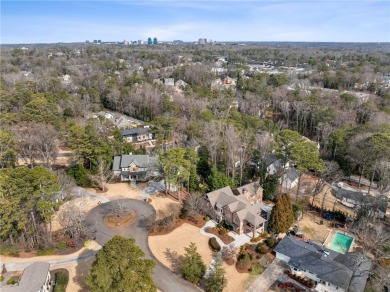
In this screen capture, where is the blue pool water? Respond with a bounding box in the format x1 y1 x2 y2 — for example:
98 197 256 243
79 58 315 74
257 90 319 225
329 232 353 254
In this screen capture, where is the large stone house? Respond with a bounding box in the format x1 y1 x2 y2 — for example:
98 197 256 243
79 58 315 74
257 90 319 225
205 183 273 238
2 262 52 292
112 154 157 182
274 236 371 292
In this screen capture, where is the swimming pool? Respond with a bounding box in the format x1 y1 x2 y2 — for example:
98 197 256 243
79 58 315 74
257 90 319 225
329 232 353 254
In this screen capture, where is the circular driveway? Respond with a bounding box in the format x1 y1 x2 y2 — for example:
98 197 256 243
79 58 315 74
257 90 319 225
86 199 198 292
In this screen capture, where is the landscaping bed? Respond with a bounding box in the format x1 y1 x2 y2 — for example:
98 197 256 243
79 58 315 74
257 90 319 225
205 227 235 245
150 212 206 236
235 244 266 275
52 269 69 292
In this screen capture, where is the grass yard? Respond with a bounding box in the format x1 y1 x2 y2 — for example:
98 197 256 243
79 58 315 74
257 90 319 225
148 223 249 292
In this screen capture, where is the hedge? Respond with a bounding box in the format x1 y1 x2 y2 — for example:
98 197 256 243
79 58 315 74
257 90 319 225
209 237 221 252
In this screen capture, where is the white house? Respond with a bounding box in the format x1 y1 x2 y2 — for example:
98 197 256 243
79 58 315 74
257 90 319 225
274 236 371 292
281 168 299 190
265 154 289 175
2 262 52 292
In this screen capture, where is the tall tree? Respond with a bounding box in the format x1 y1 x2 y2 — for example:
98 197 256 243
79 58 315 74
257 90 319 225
205 255 227 292
0 166 59 248
0 130 18 168
207 167 236 192
181 242 206 284
268 194 294 234
159 147 198 200
86 236 156 292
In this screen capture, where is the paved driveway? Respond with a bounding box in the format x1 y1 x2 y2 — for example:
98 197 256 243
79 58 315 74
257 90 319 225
246 258 287 292
86 199 198 292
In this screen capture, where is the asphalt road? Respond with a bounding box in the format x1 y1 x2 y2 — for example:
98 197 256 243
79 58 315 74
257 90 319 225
86 199 199 292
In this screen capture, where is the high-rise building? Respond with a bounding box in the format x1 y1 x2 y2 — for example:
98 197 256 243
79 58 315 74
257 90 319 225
153 37 158 45
198 38 207 45
147 37 152 45
138 40 144 45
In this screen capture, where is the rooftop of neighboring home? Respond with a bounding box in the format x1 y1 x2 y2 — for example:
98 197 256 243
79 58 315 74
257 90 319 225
2 262 50 292
332 186 388 213
120 127 151 136
112 154 156 171
275 236 371 292
206 183 267 227
265 153 279 166
285 168 299 181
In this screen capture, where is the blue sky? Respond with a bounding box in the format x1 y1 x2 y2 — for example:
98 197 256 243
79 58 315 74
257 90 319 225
1 1 389 44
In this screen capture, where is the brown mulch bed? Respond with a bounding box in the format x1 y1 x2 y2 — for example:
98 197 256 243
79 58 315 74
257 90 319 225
235 244 262 273
204 227 235 245
103 211 137 229
149 213 205 236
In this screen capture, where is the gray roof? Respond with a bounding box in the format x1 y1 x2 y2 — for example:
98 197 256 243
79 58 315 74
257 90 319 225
121 128 150 136
285 168 299 182
2 262 50 292
112 155 156 171
274 237 371 291
333 188 388 213
265 154 279 166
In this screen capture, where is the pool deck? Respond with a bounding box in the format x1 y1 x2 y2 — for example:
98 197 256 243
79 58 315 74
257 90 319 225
323 228 355 253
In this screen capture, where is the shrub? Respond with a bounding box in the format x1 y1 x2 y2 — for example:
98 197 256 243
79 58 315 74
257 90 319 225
251 263 265 275
0 246 17 256
266 237 275 247
203 216 210 221
261 231 268 238
56 242 67 250
255 243 269 254
56 272 69 285
218 228 227 236
37 248 55 256
179 208 187 219
54 271 68 292
6 277 18 285
0 276 4 282
209 237 221 252
236 254 251 270
84 240 91 247
66 164 91 187
250 236 261 243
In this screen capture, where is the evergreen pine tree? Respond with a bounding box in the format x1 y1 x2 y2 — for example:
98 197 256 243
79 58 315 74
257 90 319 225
182 242 206 284
205 255 227 292
86 236 156 292
268 194 294 233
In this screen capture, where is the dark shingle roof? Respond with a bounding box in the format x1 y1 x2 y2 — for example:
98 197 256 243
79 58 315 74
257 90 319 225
285 168 299 182
265 154 279 166
112 155 156 171
333 188 388 213
274 237 371 291
120 128 150 136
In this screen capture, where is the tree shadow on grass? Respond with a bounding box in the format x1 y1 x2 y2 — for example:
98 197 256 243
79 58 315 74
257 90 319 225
163 248 183 274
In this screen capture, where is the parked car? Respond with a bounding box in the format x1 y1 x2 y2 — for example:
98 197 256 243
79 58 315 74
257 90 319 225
323 212 335 220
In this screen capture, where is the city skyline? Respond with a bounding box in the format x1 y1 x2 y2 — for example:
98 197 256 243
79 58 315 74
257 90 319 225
1 0 389 44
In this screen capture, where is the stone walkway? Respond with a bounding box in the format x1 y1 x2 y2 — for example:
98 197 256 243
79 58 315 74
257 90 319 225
246 258 287 292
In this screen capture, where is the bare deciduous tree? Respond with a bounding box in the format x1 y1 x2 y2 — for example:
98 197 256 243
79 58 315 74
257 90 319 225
88 157 112 191
57 202 95 243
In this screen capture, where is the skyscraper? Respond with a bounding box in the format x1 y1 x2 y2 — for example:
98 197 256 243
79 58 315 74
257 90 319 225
153 37 158 45
147 37 152 45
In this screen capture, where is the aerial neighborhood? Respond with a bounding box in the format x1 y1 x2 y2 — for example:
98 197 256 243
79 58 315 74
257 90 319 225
0 37 389 292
